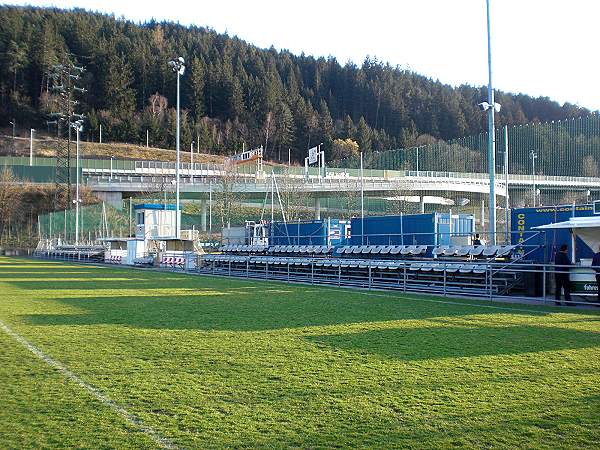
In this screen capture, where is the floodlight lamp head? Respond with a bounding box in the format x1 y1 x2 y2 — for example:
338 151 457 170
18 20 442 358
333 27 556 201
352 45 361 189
178 56 184 64
493 102 501 112
478 102 490 111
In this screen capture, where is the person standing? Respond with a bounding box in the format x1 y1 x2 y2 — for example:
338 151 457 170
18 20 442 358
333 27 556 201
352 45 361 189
592 245 600 305
554 244 572 306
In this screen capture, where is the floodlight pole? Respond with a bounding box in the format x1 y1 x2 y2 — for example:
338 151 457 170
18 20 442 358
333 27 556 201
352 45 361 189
176 68 181 238
29 128 35 166
486 0 497 245
74 124 81 245
209 180 212 241
416 147 419 176
360 151 364 245
504 125 509 242
170 57 185 239
530 149 538 207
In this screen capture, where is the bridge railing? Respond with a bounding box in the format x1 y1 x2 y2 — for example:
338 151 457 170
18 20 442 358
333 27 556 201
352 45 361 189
81 161 600 188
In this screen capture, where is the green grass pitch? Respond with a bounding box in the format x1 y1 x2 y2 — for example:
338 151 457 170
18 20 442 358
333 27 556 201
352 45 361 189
1 256 599 448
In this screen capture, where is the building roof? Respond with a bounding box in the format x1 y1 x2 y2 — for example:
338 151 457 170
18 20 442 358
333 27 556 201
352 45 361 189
133 203 182 211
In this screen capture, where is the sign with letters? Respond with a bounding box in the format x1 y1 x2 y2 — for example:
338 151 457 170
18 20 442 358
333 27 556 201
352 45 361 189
308 146 318 164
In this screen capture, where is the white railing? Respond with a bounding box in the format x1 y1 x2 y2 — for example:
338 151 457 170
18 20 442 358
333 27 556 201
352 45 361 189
83 159 600 189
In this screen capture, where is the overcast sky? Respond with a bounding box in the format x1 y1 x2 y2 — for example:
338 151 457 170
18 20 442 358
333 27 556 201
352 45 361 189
11 0 600 110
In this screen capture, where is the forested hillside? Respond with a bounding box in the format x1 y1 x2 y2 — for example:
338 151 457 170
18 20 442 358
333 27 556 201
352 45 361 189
0 5 591 162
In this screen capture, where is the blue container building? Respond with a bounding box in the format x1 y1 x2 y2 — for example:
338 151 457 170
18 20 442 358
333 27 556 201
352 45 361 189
511 204 596 263
349 213 475 247
270 219 350 246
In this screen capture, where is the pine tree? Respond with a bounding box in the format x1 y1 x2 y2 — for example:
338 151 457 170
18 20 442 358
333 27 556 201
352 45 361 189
319 99 334 147
6 40 28 97
357 116 372 154
275 102 294 157
189 56 206 118
104 50 136 117
342 115 356 140
33 22 58 98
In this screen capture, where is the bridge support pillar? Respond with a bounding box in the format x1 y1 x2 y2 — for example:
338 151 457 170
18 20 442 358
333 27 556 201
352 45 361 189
93 191 123 210
200 200 207 232
481 199 486 232
419 196 425 214
314 197 321 220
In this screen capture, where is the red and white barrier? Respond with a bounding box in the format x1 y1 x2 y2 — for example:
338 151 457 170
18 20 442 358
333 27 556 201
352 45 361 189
161 255 186 268
105 254 123 264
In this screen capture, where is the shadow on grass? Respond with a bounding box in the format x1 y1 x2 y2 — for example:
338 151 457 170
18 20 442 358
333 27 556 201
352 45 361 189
307 324 600 360
18 285 535 332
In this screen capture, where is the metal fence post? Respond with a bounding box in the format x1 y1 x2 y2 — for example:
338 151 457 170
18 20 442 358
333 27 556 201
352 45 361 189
311 261 314 285
403 263 407 292
489 264 493 301
338 263 341 286
368 264 372 290
542 264 547 304
443 263 447 297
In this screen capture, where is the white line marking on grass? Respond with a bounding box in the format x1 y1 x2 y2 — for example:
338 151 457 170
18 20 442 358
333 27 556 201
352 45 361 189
0 319 178 450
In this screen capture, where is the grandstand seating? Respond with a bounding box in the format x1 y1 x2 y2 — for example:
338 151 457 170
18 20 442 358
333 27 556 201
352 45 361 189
199 242 523 297
133 256 154 266
216 243 514 261
204 254 519 293
36 245 106 262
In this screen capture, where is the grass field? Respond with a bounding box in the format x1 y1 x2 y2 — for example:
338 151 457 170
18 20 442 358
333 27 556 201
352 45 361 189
1 256 599 449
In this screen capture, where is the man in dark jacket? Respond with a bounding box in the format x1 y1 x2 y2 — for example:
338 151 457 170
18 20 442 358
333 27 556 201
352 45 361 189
592 245 600 305
554 244 572 306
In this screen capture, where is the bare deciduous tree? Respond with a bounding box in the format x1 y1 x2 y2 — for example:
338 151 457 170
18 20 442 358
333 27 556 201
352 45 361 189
0 167 24 238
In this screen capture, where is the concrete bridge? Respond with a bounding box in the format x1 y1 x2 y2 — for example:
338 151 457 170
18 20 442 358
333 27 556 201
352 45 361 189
83 162 599 196
81 161 600 223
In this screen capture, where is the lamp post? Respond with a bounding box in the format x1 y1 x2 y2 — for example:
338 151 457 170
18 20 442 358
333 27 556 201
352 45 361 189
360 151 364 245
415 147 419 176
29 128 35 166
481 0 499 245
9 120 15 154
503 125 510 243
168 56 185 239
529 149 538 207
72 121 83 245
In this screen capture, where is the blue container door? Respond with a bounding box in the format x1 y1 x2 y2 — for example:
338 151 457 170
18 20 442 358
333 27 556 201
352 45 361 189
436 213 451 246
